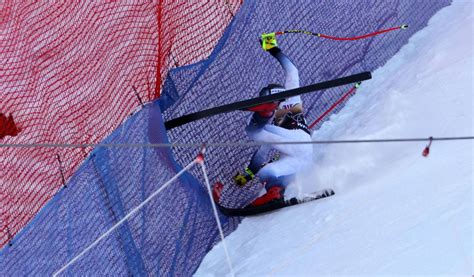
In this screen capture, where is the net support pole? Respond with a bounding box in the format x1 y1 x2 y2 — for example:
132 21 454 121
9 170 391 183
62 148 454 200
197 146 235 277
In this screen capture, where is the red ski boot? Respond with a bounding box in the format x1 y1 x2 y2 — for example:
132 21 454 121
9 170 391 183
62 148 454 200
212 182 224 203
250 186 284 207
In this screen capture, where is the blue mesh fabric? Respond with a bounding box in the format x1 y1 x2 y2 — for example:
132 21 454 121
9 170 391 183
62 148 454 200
1 0 450 275
0 101 235 275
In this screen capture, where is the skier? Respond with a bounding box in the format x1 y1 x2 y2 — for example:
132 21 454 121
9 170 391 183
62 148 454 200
234 33 312 206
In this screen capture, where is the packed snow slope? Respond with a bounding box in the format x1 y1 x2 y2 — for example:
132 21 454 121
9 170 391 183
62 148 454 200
196 1 473 276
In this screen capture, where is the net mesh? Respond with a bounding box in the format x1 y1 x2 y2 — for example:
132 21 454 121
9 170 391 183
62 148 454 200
0 0 240 248
1 102 237 275
1 0 450 275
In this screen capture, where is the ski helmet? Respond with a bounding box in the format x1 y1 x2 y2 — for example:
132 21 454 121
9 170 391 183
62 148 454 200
259 83 285 97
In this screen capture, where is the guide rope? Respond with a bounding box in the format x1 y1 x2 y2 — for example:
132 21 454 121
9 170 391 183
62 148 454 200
3 136 472 149
53 160 198 276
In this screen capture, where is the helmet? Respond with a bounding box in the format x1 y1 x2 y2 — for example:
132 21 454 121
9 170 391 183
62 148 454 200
277 111 311 135
259 83 285 97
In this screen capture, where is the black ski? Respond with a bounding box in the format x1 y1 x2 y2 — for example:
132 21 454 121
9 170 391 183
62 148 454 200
165 71 371 130
216 189 335 217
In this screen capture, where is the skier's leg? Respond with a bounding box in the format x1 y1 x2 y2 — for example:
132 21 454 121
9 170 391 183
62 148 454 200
250 157 298 206
247 145 272 173
258 156 298 189
233 144 272 186
234 112 275 186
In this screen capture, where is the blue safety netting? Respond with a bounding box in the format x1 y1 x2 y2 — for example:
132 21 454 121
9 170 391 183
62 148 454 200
1 0 451 275
1 101 236 275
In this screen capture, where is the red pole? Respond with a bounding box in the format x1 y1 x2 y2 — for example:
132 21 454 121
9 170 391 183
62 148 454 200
308 83 359 129
275 25 408 41
318 26 404 41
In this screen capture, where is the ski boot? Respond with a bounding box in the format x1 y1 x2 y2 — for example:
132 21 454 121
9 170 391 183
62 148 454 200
251 186 285 207
233 167 255 187
212 181 224 202
261 32 277 51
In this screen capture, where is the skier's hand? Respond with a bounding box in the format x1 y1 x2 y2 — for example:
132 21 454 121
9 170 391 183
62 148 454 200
261 33 277 51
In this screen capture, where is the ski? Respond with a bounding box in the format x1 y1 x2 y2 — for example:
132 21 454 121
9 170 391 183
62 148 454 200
164 71 371 130
215 189 335 217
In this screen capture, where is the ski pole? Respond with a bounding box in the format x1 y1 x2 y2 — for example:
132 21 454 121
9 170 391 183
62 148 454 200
308 82 361 129
272 24 408 41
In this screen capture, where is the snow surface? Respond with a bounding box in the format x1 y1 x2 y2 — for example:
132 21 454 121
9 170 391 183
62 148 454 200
196 0 473 276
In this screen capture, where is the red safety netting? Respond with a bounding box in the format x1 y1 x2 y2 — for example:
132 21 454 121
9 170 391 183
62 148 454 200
0 0 241 248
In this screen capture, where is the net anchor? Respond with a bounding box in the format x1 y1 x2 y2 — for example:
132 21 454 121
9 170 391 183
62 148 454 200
196 144 206 163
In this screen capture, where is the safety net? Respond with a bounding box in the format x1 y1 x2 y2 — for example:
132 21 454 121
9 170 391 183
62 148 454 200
0 1 240 248
1 0 450 275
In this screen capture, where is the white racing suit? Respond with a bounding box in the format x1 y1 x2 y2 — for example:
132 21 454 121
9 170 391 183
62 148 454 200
246 47 312 190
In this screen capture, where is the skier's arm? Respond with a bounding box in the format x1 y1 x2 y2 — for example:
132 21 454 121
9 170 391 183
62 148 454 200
267 47 304 121
268 47 300 90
